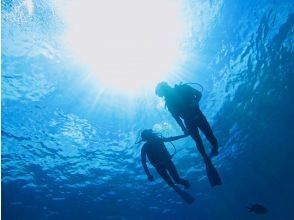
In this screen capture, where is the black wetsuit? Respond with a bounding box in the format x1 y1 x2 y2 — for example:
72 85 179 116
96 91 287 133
165 84 218 158
141 138 186 187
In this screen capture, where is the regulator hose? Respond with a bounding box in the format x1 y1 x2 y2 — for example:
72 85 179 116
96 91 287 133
184 82 204 93
168 141 177 158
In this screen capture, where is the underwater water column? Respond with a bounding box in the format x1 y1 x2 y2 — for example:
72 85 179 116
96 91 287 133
2 0 294 220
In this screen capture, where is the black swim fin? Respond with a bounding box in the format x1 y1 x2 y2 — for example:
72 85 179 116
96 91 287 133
174 186 195 204
204 158 222 187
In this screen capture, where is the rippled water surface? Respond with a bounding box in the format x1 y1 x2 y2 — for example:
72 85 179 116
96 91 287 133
2 0 294 219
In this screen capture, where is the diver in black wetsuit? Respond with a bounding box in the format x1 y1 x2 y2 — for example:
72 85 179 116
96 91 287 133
140 129 194 204
155 82 219 159
140 129 189 188
155 82 222 187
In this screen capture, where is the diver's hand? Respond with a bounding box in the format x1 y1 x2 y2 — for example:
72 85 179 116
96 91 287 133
148 175 154 182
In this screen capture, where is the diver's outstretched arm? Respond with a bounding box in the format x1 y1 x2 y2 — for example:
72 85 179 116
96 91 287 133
162 134 188 142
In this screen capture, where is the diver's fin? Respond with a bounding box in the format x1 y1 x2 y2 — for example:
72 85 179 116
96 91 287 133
174 186 195 204
209 147 219 158
204 158 222 187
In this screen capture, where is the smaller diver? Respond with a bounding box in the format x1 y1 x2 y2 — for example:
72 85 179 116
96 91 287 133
140 129 194 204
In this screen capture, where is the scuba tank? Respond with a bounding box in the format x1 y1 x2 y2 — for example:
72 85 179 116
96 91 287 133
176 82 204 93
184 82 204 93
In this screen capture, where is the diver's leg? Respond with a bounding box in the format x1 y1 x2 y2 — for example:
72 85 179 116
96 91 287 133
185 121 209 160
197 113 219 157
156 166 195 204
155 167 194 204
155 166 176 188
166 161 190 189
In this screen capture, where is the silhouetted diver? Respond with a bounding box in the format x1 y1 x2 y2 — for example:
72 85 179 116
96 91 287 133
155 82 222 187
140 129 194 204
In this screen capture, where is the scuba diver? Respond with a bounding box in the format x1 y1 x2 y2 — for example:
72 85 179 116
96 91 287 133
140 129 194 204
155 82 222 187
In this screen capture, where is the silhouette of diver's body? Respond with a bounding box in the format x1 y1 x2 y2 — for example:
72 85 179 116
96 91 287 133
155 82 222 186
140 129 194 204
155 82 218 159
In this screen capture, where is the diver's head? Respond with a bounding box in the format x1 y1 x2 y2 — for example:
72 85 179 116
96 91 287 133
141 129 156 141
155 81 171 97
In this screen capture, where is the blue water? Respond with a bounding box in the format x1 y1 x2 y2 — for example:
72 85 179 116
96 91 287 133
2 0 294 219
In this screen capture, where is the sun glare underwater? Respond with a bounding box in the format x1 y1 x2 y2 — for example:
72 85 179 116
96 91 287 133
60 0 186 94
2 0 294 220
